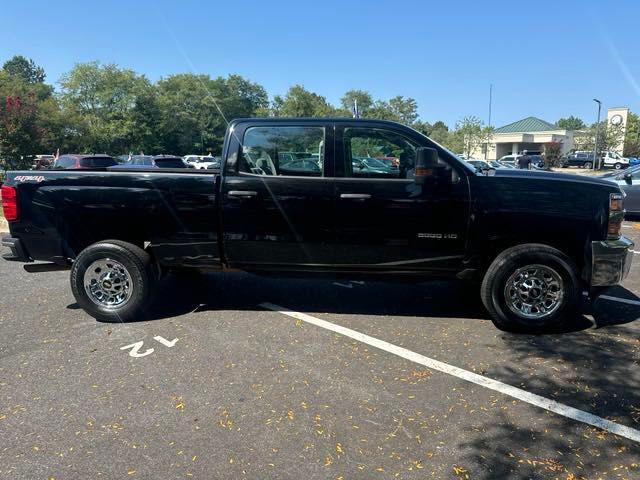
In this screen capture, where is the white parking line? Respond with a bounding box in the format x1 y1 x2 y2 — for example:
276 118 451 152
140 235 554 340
260 302 640 443
598 294 640 306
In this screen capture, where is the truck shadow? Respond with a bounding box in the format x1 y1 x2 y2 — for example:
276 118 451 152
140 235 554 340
113 272 639 332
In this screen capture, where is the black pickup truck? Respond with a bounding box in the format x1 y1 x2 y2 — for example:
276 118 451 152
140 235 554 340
1 118 634 332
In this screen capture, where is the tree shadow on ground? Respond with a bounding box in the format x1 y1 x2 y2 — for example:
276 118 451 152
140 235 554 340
457 286 640 478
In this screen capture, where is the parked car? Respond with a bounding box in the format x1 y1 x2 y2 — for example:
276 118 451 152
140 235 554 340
561 152 595 169
487 160 511 169
200 156 221 170
600 165 640 215
498 160 542 170
629 157 640 166
498 154 544 168
1 117 633 333
601 151 630 170
352 157 396 177
466 159 493 172
184 155 220 170
53 154 118 169
31 155 55 170
112 155 191 169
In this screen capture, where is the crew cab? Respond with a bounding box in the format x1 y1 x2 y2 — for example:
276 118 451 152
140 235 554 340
1 118 634 332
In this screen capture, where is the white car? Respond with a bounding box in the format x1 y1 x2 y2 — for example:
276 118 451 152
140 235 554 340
601 151 629 170
183 155 221 170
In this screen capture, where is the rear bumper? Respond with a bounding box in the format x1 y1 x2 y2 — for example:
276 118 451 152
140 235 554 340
590 236 634 286
1 236 31 262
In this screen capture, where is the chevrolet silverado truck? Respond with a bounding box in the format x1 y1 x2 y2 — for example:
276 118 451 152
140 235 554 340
0 118 634 332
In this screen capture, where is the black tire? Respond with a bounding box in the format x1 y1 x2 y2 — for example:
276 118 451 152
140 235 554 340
480 244 580 333
70 240 156 322
614 163 622 170
584 162 592 169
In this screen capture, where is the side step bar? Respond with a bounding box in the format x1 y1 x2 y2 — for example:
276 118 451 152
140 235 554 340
23 263 70 273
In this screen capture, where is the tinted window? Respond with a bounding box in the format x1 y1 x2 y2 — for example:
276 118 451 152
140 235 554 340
240 126 324 177
54 156 77 169
154 158 187 168
344 127 418 179
131 156 153 166
80 157 117 168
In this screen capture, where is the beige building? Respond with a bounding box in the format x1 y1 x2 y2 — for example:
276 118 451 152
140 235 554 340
475 107 630 160
476 117 574 160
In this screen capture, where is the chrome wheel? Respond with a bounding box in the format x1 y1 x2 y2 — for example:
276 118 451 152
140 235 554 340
84 259 134 309
504 264 564 320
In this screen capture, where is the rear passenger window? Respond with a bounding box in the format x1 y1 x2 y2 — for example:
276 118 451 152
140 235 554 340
343 127 419 179
240 126 324 177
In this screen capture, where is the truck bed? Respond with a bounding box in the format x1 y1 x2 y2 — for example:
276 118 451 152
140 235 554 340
4 169 223 269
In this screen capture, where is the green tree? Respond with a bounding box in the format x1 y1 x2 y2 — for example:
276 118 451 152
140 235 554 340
555 115 586 131
574 121 626 164
2 55 46 83
368 96 418 125
623 111 639 157
156 73 267 155
271 84 336 117
58 62 155 153
339 89 373 117
454 116 484 158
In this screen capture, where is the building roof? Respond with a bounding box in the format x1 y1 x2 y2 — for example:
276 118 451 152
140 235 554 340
494 116 557 133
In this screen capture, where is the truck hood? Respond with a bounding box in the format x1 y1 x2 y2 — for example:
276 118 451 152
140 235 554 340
493 168 620 189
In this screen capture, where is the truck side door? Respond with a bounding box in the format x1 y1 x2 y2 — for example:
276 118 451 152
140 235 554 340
332 123 470 272
220 121 335 269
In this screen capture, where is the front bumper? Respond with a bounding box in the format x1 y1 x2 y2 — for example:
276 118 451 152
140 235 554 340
1 236 31 262
590 236 634 286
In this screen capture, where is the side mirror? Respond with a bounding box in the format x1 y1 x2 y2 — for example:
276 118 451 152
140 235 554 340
624 172 632 183
414 147 439 184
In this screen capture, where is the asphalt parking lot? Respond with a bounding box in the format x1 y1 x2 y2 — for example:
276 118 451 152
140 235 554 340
1 225 640 479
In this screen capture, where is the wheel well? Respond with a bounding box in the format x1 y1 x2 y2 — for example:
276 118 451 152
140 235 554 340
481 238 584 278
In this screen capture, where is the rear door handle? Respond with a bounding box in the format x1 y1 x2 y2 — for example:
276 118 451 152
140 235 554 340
340 193 371 200
228 190 258 198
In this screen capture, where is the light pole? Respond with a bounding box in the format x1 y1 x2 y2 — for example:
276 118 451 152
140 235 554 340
593 99 602 170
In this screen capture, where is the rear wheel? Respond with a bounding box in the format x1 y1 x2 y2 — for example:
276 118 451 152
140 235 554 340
70 240 156 322
583 161 592 169
480 244 580 332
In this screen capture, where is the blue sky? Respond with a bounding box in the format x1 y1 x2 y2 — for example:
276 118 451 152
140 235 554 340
1 0 638 128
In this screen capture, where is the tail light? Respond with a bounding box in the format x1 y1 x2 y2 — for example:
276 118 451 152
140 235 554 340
607 192 624 239
1 185 18 221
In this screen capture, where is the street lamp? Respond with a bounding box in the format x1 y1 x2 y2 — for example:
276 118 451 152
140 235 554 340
593 99 602 170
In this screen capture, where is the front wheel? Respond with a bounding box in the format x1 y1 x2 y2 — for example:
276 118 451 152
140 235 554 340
583 162 592 169
70 240 157 322
614 163 622 170
481 244 580 332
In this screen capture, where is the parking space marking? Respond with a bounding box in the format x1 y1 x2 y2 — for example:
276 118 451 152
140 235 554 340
599 294 640 306
261 302 640 443
120 336 179 358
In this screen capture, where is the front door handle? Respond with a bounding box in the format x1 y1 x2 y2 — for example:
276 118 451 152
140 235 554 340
340 193 371 200
228 190 258 198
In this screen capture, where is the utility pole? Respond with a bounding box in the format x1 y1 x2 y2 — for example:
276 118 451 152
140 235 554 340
488 84 493 127
593 99 602 170
485 84 493 160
